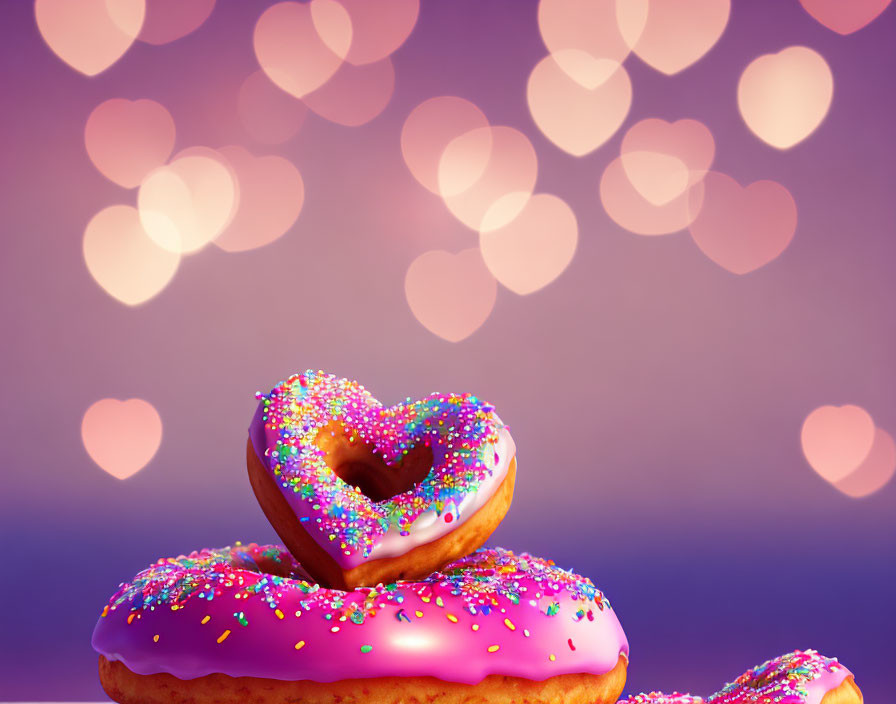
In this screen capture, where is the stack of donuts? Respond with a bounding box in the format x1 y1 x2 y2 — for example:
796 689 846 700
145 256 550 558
92 370 864 704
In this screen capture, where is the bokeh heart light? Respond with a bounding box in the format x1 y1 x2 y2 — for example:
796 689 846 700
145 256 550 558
83 205 180 305
404 248 497 342
35 0 145 76
798 0 892 34
537 0 646 89
401 96 490 196
527 52 632 156
138 0 215 45
81 398 163 480
439 126 538 232
138 148 239 254
738 46 834 150
630 0 730 75
801 405 876 484
479 193 578 295
85 98 176 189
687 172 797 274
212 146 304 253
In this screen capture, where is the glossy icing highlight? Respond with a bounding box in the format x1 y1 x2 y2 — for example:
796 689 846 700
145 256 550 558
91 544 628 683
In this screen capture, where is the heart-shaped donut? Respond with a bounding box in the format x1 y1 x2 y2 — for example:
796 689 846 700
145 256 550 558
247 371 517 589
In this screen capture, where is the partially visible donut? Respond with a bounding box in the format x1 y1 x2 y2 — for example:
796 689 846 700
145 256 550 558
92 543 629 704
707 650 862 704
247 370 517 589
619 649 862 704
619 695 703 704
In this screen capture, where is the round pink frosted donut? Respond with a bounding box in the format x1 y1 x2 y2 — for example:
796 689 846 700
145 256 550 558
92 543 629 704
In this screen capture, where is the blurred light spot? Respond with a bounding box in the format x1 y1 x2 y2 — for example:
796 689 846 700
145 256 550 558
83 205 180 305
138 0 215 45
631 0 730 75
401 96 490 195
480 193 577 295
620 118 715 205
835 428 896 498
254 1 346 99
537 0 646 88
303 57 394 126
338 0 419 65
687 172 797 274
310 0 353 59
85 98 176 189
138 148 238 254
439 126 538 231
798 0 891 35
35 0 145 76
238 69 308 145
619 152 689 208
599 156 705 235
404 248 497 342
436 127 492 199
527 53 631 156
738 46 833 150
213 145 304 253
82 398 162 480
801 405 876 484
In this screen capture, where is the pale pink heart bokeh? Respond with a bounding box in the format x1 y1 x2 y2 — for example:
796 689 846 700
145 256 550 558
631 0 730 75
439 126 538 232
138 0 215 45
404 248 497 342
81 398 163 480
620 118 715 206
834 427 896 498
336 0 419 66
619 152 690 208
687 172 797 274
253 1 347 99
84 98 176 189
302 57 395 126
528 53 632 156
801 405 877 484
138 148 239 254
35 0 145 76
83 205 180 306
600 156 706 236
537 0 646 88
237 70 308 145
798 0 892 35
400 96 490 196
479 193 578 295
212 146 304 253
738 46 833 150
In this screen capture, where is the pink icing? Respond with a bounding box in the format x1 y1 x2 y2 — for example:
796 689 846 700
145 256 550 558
91 544 629 684
248 371 516 569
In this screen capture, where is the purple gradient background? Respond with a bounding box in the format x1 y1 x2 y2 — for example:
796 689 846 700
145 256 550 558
2 0 895 700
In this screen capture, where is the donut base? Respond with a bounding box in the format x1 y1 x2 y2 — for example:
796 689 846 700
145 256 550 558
247 438 517 590
98 653 627 704
822 675 864 704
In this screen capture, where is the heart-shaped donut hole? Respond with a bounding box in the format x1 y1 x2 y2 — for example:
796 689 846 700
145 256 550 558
316 423 434 502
